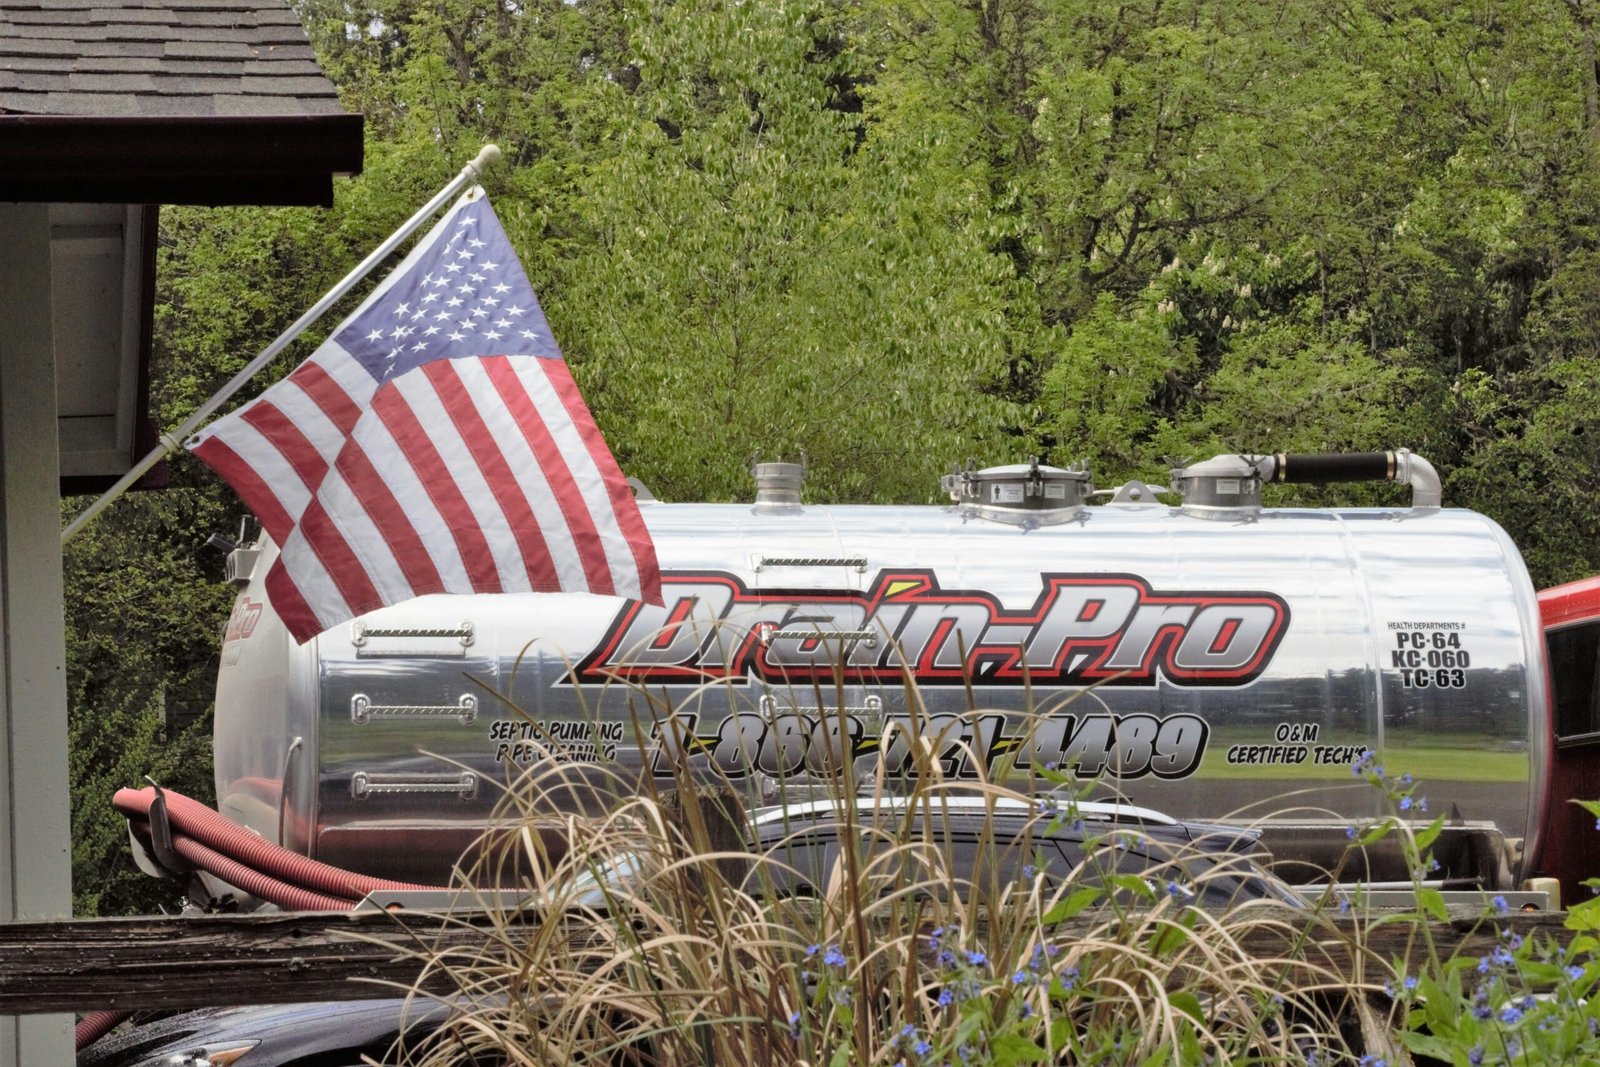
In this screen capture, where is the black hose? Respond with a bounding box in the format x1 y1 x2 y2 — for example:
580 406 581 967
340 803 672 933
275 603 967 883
1270 452 1393 485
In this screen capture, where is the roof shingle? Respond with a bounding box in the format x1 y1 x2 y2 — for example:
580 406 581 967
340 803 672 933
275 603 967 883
0 0 345 117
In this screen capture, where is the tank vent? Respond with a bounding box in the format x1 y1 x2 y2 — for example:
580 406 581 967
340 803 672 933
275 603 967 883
942 458 1092 526
752 461 805 508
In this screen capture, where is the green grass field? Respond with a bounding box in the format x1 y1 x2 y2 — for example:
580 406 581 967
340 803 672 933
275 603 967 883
1194 728 1529 782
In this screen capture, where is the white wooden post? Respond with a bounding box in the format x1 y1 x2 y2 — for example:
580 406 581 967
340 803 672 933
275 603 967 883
0 202 75 1066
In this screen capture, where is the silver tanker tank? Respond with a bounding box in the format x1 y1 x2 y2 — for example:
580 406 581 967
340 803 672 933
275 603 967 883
212 451 1549 888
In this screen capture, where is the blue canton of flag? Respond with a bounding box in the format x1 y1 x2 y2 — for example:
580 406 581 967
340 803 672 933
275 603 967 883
338 207 560 379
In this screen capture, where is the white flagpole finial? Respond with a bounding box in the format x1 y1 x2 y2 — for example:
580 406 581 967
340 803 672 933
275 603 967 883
465 144 502 182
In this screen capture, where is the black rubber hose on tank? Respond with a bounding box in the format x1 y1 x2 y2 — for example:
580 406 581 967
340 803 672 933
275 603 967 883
1270 452 1394 484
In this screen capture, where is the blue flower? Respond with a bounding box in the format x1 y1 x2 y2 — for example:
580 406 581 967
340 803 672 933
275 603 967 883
805 943 820 958
937 989 954 1006
1345 825 1358 840
1012 970 1029 984
1567 964 1585 981
965 950 988 966
1399 796 1412 811
1404 975 1417 991
1400 773 1413 786
1417 797 1428 812
1499 1005 1523 1025
913 1040 932 1056
787 1011 801 1039
823 945 847 968
1468 1048 1484 1066
1491 894 1509 916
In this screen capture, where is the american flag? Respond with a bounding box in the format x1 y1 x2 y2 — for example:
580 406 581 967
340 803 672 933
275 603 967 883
188 189 661 643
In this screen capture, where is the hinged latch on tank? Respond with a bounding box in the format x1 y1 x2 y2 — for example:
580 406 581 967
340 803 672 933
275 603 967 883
759 692 884 725
350 693 479 725
758 619 879 650
351 621 475 658
753 553 869 573
350 770 478 800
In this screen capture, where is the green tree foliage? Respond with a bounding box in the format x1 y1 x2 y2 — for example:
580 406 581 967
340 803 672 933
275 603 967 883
64 489 233 916
552 0 1017 502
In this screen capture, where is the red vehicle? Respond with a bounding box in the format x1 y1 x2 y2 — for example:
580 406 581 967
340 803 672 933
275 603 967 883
1536 576 1600 904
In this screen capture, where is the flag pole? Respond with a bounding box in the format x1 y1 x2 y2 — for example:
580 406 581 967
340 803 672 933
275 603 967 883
61 143 504 545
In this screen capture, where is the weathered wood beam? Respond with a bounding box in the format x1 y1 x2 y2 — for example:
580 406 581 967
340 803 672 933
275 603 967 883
0 908 1577 1016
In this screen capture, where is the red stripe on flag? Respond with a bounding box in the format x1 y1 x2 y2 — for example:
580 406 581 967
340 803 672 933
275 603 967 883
240 401 329 492
263 556 327 645
423 360 562 591
191 436 297 547
291 496 383 623
481 356 610 593
288 360 364 435
540 359 661 600
371 382 503 592
331 413 446 598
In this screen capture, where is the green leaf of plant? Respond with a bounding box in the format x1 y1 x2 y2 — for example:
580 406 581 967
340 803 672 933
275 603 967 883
990 1030 1049 1066
1416 886 1449 922
1565 896 1600 932
1414 814 1446 852
1041 886 1103 924
1167 991 1205 1025
1396 1031 1456 1061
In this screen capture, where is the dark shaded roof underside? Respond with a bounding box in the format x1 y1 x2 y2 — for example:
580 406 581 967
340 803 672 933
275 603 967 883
0 1 362 205
0 0 344 117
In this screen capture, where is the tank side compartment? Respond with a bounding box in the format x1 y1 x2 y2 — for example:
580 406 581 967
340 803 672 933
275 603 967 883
213 538 320 852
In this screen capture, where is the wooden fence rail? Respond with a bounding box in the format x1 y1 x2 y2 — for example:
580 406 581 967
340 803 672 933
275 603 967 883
0 907 1579 1016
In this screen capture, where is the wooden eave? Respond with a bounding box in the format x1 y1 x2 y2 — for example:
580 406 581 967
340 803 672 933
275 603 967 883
0 112 363 206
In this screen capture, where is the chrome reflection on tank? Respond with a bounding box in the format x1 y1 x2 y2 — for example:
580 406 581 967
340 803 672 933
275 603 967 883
212 488 1548 887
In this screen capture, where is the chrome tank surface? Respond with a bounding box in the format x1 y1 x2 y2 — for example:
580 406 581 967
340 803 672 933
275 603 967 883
214 497 1548 885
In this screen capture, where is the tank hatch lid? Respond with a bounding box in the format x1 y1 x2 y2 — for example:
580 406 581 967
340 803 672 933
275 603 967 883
942 457 1092 526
